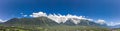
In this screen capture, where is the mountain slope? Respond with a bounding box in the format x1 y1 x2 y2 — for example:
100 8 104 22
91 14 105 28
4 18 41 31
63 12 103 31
63 18 107 27
64 19 77 26
3 17 59 26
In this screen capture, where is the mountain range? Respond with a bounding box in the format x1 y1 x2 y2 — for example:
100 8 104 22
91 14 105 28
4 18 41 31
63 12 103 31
0 16 108 27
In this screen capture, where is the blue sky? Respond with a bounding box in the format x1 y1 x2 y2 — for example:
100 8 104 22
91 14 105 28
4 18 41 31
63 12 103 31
0 0 120 26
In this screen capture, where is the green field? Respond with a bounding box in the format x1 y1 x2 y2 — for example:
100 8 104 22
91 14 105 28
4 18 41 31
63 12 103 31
0 25 113 31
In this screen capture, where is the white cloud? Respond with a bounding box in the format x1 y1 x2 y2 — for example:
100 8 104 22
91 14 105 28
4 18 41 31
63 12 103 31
30 12 47 17
0 19 6 23
23 15 28 17
87 19 93 21
21 13 28 17
96 19 106 24
71 18 81 24
30 11 99 24
47 14 68 23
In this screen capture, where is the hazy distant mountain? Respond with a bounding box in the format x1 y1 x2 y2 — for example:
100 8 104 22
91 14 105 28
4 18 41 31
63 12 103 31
2 16 107 27
110 25 120 28
0 19 6 23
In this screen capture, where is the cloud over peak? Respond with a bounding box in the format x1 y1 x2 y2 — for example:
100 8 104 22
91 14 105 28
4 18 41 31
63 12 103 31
30 11 105 24
96 19 106 24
